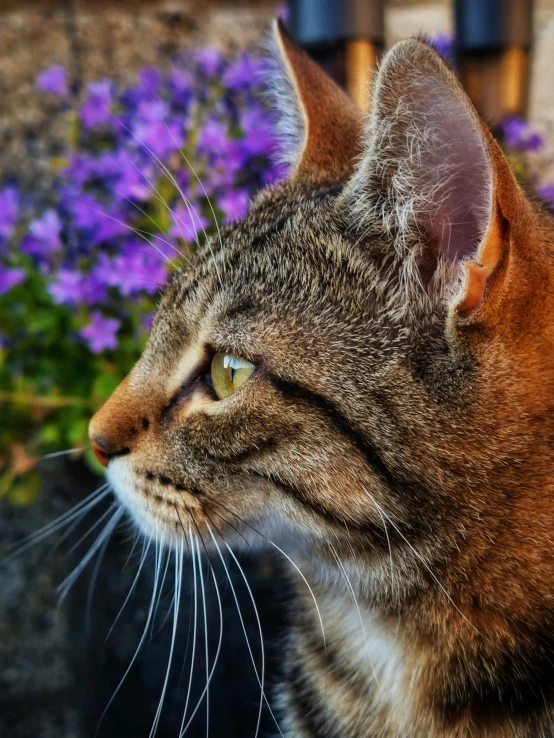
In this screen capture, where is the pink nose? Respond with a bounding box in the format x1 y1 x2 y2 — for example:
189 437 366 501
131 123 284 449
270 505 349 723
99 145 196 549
90 437 112 468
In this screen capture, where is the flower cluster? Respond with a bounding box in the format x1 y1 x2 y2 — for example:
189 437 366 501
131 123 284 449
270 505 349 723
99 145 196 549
0 49 281 496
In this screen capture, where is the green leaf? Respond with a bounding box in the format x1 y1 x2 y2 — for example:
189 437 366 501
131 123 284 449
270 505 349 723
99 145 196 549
6 471 41 506
67 417 89 447
38 423 61 446
92 371 120 402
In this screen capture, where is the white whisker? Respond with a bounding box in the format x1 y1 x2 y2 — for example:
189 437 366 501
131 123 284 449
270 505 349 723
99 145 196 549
373 499 395 591
85 530 111 633
64 195 175 268
132 78 225 286
106 538 152 644
157 119 226 285
96 534 162 736
40 447 84 460
149 538 183 738
215 503 327 656
210 525 284 738
178 533 223 737
180 530 198 735
63 501 117 557
4 484 111 562
150 547 172 639
57 505 124 605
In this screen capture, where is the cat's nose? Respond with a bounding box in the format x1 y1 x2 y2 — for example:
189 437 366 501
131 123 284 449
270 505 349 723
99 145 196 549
90 435 128 468
88 374 150 467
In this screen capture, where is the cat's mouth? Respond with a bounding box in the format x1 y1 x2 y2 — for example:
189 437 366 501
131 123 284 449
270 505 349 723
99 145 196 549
104 455 274 553
106 457 211 544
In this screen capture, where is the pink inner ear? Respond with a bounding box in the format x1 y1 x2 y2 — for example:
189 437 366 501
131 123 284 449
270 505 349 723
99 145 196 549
351 40 495 278
409 74 494 266
431 131 493 265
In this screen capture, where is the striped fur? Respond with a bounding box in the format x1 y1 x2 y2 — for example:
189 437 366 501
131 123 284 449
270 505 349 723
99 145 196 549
89 29 554 738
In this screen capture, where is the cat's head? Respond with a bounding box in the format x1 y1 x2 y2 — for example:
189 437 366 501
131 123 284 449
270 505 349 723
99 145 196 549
89 23 554 596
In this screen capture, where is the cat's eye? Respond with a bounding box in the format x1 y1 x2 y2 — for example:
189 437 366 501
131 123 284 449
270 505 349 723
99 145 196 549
210 352 256 400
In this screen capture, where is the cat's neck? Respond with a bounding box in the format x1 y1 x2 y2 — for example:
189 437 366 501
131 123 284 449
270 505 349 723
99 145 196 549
286 537 554 738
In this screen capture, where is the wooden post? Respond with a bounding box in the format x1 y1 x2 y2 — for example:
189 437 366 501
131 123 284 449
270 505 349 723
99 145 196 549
455 0 534 125
288 0 385 112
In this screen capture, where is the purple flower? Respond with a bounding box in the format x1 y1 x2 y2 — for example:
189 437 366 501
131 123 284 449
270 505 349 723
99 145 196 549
223 55 261 90
20 235 48 258
262 162 287 185
80 273 108 304
80 80 113 129
67 192 104 231
139 66 162 95
80 311 121 353
133 119 183 159
113 161 151 202
137 99 169 122
48 269 82 305
94 212 129 244
119 84 143 110
113 242 168 296
65 194 128 244
169 204 209 242
240 106 275 156
219 189 249 223
91 151 124 180
28 209 62 252
0 267 25 295
36 64 68 97
93 246 166 297
501 116 545 152
208 149 244 189
277 3 290 21
61 154 96 187
169 68 193 103
192 47 222 77
91 252 120 288
141 313 154 333
430 32 453 60
0 187 19 245
539 182 554 205
198 119 228 152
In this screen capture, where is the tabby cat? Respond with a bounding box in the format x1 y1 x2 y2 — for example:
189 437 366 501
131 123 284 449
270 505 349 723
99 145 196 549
88 20 554 738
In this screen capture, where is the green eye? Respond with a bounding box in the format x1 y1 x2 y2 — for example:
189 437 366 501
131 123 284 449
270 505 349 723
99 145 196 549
211 352 256 400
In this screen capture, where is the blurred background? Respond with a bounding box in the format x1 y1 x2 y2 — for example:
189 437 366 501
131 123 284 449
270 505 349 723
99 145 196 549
1 0 554 736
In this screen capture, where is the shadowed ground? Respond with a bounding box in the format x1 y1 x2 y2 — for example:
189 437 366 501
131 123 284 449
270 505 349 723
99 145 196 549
0 459 290 738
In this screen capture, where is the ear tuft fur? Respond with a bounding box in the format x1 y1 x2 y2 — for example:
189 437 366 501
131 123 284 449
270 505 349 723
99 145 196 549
265 19 363 185
264 20 308 174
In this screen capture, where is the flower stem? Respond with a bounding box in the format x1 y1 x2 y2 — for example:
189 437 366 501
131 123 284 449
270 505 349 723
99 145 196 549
0 391 98 409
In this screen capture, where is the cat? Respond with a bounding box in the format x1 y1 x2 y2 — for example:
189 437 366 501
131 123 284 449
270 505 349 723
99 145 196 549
88 19 554 738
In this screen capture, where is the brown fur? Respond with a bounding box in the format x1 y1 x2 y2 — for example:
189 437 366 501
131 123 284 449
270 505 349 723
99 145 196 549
89 25 554 738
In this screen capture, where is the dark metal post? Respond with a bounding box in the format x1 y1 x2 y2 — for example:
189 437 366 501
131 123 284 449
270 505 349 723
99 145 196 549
288 0 385 111
455 0 534 124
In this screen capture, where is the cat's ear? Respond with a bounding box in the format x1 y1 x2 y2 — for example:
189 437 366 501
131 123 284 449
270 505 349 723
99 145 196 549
268 19 364 185
346 38 523 315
